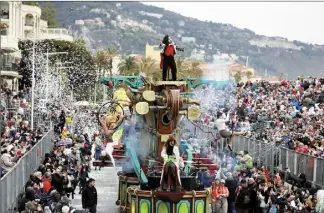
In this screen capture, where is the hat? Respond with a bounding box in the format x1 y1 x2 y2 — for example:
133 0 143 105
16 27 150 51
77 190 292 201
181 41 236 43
220 179 225 184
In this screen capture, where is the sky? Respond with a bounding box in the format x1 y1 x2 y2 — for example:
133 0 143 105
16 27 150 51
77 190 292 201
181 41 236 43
143 2 324 45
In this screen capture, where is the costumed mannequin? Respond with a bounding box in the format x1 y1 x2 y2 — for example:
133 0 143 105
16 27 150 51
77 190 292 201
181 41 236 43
99 107 124 168
160 137 182 192
159 35 184 81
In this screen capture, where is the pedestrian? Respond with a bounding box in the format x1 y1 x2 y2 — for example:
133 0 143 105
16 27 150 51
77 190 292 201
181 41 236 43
235 179 251 213
82 178 97 213
214 179 229 213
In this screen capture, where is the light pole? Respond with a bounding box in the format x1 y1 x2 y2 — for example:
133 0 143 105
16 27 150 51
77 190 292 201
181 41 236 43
94 65 99 104
31 21 36 130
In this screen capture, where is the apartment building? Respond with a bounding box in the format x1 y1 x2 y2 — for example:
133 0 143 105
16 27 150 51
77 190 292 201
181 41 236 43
0 1 73 91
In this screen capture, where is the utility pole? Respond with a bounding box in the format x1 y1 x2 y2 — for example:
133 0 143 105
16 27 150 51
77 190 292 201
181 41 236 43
31 22 36 131
45 48 49 102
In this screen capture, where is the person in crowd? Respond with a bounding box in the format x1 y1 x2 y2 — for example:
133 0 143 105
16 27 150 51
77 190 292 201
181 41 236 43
225 173 238 213
235 179 252 213
213 178 229 213
0 146 18 171
82 178 97 213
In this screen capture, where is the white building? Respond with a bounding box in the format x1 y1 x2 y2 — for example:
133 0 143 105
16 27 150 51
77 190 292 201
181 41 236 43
181 36 196 43
0 1 73 91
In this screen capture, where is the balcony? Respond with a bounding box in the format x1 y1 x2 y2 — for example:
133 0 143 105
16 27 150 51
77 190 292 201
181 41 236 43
0 55 19 74
40 28 73 42
0 35 19 52
0 13 9 25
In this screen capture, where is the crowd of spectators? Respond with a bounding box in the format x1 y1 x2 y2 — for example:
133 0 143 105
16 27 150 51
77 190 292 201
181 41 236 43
0 86 49 177
196 148 319 213
16 109 97 213
195 76 324 158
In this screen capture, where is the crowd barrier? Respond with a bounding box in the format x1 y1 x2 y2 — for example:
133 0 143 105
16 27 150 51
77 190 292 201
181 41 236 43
183 122 324 188
232 136 324 188
0 129 54 213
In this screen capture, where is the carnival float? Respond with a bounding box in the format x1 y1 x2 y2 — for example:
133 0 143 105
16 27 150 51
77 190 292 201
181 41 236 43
94 35 234 213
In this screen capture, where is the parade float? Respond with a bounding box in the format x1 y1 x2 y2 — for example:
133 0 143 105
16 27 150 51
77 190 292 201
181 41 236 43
96 75 234 213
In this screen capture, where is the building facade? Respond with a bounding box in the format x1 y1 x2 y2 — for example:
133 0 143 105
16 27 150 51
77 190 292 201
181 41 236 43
145 43 160 63
0 1 73 91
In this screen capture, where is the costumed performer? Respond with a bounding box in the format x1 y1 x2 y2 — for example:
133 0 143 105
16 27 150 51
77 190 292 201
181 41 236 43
214 109 246 151
160 137 182 192
160 35 180 81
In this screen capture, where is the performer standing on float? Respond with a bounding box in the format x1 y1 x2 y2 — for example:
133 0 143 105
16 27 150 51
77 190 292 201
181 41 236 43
160 137 182 192
160 35 183 81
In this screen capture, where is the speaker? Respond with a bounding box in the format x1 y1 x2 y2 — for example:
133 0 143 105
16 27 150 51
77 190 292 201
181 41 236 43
181 176 196 191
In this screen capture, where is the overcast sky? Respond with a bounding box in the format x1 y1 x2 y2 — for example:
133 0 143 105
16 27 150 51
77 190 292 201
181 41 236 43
143 2 324 45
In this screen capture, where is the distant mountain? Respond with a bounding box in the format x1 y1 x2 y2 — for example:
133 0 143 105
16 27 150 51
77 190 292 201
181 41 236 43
52 1 324 79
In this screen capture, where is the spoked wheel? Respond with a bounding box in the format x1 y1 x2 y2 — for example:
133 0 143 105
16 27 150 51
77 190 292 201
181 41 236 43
97 101 125 131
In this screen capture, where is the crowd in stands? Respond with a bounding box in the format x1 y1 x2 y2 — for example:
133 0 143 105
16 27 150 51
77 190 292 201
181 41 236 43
196 76 324 158
0 86 49 177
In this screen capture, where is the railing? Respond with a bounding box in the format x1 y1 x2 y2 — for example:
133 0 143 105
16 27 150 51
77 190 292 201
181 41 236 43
232 136 324 188
0 129 54 213
184 122 324 188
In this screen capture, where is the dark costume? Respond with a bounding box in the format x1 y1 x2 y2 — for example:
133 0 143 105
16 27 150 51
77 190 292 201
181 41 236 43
160 137 181 192
160 35 183 81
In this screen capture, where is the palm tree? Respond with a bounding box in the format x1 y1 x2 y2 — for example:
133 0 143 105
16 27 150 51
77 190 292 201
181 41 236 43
187 61 203 78
94 47 118 102
94 47 119 78
106 47 118 77
138 57 160 79
118 56 139 76
233 71 242 83
247 70 253 80
175 57 189 79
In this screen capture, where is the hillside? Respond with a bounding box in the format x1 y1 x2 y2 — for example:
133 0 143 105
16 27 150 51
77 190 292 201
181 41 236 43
52 2 324 79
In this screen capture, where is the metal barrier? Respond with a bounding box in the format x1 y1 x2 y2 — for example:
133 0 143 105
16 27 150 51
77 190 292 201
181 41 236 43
231 135 324 188
188 123 324 188
0 129 54 213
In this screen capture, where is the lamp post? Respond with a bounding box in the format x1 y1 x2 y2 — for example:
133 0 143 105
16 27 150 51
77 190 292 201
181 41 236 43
31 21 36 131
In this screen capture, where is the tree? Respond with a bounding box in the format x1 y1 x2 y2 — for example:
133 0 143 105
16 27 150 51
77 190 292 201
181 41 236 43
22 2 39 6
138 57 160 79
187 61 203 78
279 72 286 81
40 2 59 28
18 39 96 100
233 71 242 83
94 47 119 78
118 56 139 76
247 70 253 80
175 57 189 79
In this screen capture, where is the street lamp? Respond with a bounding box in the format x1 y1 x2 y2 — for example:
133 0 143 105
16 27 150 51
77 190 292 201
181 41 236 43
30 21 37 130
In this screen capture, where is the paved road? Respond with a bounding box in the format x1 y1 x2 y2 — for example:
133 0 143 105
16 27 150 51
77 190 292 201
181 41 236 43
71 167 122 213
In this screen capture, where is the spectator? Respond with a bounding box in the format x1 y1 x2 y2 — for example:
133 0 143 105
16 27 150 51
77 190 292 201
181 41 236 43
82 178 97 213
